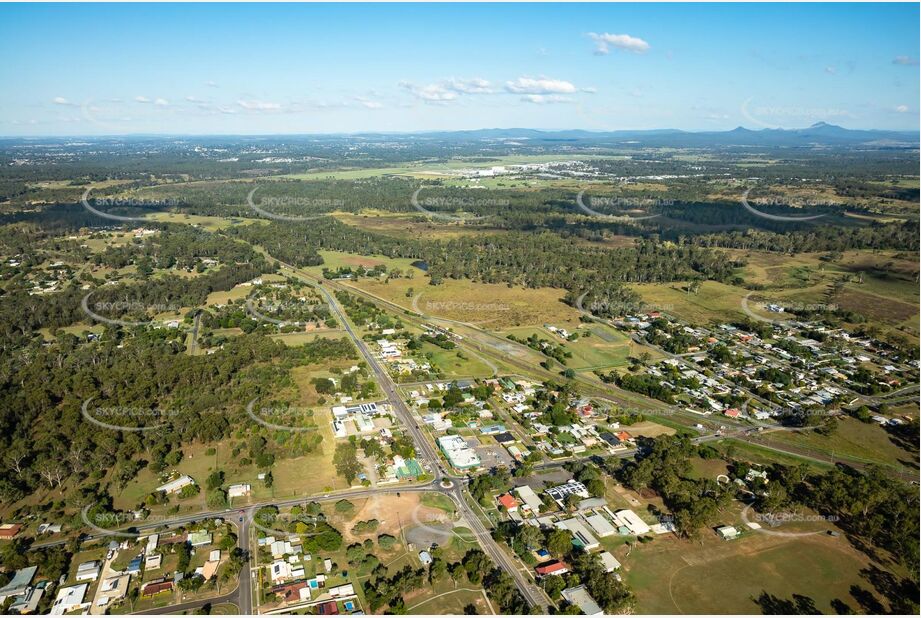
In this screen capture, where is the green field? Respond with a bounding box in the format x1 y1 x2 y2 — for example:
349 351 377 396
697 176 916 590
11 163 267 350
760 417 919 473
501 324 656 371
625 530 887 614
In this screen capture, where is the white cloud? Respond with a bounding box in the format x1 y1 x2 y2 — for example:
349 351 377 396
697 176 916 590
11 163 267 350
520 94 573 104
205 80 219 88
825 66 836 74
588 32 650 55
52 97 76 106
154 98 169 107
134 96 151 103
896 104 909 113
355 97 383 109
399 81 458 102
237 99 282 111
504 77 577 94
445 77 493 94
893 56 919 66
185 95 204 103
581 87 598 94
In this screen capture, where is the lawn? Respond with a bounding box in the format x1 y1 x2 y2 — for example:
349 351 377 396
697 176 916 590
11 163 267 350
624 529 888 614
419 341 495 378
759 417 919 474
347 276 582 330
501 324 659 371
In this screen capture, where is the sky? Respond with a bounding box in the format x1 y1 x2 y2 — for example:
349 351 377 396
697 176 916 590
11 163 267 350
0 2 918 135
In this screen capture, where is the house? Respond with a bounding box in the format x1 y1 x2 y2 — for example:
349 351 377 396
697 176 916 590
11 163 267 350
599 432 622 447
514 485 544 513
50 584 88 615
535 560 569 578
717 525 740 540
156 475 195 495
723 408 741 419
562 585 603 616
37 523 62 535
97 574 130 606
418 551 432 566
497 494 520 513
0 523 22 539
329 583 355 597
145 553 162 570
270 560 293 584
493 431 516 445
228 484 251 499
318 601 339 615
141 579 174 597
9 581 46 614
76 560 101 582
188 530 212 547
599 551 621 572
0 566 37 603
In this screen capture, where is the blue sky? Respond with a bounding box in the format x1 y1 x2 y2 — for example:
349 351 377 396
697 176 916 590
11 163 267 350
1 2 918 135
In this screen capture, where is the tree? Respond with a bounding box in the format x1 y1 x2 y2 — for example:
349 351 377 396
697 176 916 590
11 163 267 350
546 528 573 557
333 442 362 484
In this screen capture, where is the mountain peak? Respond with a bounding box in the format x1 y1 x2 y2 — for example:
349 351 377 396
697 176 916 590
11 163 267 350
808 121 841 130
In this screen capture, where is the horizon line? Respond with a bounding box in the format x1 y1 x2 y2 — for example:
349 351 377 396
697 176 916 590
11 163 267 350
2 124 919 140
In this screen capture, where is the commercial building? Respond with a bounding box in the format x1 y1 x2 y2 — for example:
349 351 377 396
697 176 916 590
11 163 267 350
437 435 481 470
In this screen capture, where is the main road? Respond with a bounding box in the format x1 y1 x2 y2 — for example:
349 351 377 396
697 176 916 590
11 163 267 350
299 268 551 611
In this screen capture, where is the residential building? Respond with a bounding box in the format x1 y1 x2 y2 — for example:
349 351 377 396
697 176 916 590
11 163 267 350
497 494 520 513
156 475 195 495
534 560 569 578
76 560 101 582
562 585 603 616
514 485 544 513
50 584 88 615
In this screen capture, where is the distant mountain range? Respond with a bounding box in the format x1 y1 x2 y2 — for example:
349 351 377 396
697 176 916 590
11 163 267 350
391 123 918 148
2 123 917 148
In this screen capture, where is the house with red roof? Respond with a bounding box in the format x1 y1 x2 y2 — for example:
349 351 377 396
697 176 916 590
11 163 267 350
535 560 569 578
497 493 520 512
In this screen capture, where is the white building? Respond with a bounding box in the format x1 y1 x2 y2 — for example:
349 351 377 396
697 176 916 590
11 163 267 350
228 484 251 499
156 475 195 494
613 509 651 535
50 584 87 615
75 560 101 582
561 585 603 616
